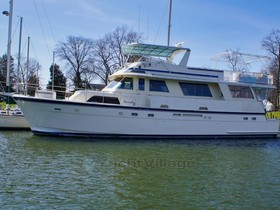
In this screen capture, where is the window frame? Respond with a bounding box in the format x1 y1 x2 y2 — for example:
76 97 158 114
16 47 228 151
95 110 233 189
228 85 254 99
179 82 212 97
138 78 145 91
149 80 169 92
117 77 134 90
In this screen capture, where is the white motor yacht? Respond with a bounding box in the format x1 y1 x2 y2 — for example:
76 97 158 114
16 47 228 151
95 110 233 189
12 43 279 138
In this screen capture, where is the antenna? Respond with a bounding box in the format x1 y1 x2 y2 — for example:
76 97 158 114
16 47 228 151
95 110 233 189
167 0 172 46
138 5 141 35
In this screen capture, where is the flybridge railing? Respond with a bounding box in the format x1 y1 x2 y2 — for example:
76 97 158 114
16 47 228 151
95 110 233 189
223 70 273 85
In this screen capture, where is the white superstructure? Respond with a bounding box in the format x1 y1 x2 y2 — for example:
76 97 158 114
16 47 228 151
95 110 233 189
12 43 279 138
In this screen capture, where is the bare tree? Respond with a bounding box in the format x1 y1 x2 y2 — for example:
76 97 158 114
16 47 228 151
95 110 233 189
108 25 142 67
92 25 142 85
263 58 279 109
262 29 280 109
20 58 41 95
92 37 114 84
224 49 248 71
55 36 95 89
20 58 41 83
262 29 280 59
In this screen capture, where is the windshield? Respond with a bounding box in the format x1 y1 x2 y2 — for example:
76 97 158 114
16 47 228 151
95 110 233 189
105 77 134 90
252 87 274 101
106 78 122 89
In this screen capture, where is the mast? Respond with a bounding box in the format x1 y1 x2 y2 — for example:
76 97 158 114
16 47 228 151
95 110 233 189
16 16 23 93
167 0 172 46
6 0 13 92
277 44 280 110
52 52 55 91
3 0 14 109
25 36 30 95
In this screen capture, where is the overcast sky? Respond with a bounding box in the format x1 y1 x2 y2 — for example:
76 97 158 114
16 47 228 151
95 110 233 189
0 0 279 85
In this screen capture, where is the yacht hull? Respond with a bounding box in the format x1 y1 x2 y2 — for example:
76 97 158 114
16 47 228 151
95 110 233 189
13 96 279 138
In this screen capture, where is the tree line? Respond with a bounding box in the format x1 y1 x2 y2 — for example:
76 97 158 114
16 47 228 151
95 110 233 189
52 25 141 93
0 54 40 96
0 25 141 98
0 26 279 107
262 29 280 109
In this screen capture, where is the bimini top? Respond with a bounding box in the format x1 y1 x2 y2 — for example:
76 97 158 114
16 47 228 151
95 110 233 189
122 43 190 58
122 43 191 66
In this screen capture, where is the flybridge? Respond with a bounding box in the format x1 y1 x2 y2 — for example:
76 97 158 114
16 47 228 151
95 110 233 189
122 43 191 67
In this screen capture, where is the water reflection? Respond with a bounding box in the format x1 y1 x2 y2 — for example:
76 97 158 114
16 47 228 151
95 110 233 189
1 131 280 209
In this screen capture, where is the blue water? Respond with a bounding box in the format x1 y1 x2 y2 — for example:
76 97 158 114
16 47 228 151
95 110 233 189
1 131 280 209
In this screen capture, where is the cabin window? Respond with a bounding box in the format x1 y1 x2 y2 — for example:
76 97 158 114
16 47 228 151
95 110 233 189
138 78 145 91
106 77 122 89
87 96 120 104
149 80 169 92
252 87 274 101
229 85 254 99
118 78 133 90
179 82 212 97
107 77 133 90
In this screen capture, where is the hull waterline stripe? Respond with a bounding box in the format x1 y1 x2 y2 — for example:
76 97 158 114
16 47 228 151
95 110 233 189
32 130 278 139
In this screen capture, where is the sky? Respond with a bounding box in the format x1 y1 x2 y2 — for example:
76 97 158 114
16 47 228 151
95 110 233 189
0 0 279 85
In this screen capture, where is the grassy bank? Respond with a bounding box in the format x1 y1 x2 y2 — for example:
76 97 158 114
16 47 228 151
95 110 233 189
266 111 280 119
0 102 17 110
0 102 5 110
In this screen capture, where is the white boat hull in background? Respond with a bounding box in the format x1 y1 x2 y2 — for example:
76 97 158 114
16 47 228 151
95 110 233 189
0 114 29 130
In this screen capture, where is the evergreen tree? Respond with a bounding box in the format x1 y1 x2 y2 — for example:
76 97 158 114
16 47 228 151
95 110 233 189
27 74 40 96
47 64 67 99
0 54 15 91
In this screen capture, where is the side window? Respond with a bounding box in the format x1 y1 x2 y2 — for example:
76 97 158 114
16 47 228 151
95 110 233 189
179 82 212 97
87 96 120 104
138 78 145 91
229 85 254 98
118 78 133 90
149 80 169 92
